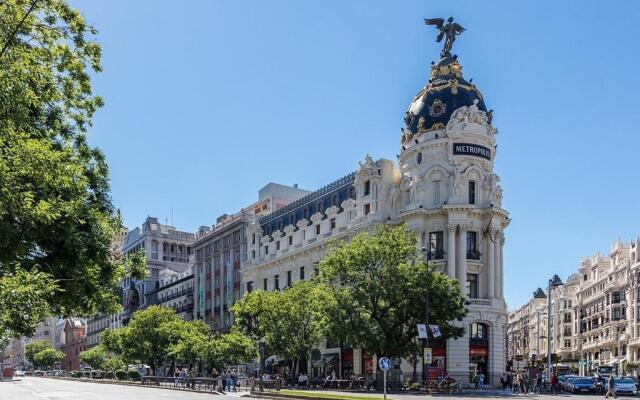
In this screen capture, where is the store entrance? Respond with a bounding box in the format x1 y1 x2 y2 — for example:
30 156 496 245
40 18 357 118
469 322 489 385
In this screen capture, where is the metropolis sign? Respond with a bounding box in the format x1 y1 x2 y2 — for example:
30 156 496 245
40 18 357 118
452 142 491 160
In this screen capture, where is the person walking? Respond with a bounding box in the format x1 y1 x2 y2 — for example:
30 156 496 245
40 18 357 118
551 372 559 395
231 368 238 392
605 375 617 399
534 373 542 394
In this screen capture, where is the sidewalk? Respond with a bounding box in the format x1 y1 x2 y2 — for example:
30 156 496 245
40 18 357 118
249 388 526 400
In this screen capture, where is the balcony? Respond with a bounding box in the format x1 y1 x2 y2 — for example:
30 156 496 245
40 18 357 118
466 249 481 260
427 250 445 260
468 298 492 307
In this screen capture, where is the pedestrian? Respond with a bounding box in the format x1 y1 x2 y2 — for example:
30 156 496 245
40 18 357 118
231 368 238 392
534 373 542 394
222 369 230 392
604 375 617 399
478 372 484 390
518 372 528 394
180 368 187 388
551 372 559 395
174 368 180 388
188 368 195 390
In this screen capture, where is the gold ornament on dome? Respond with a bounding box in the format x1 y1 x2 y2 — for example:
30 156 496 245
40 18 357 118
416 117 428 133
428 99 447 118
426 122 445 132
430 60 462 79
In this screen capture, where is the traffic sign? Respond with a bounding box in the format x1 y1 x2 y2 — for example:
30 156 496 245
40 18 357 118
378 357 392 371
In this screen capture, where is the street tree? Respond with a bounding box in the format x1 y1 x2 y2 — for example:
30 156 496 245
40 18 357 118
33 348 65 370
271 281 333 374
104 356 125 372
116 305 183 375
25 340 53 367
318 224 467 359
163 319 209 367
0 0 147 340
80 345 108 370
195 331 256 372
231 289 278 343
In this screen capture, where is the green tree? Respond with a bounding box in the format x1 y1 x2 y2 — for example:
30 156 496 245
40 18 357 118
0 0 147 340
25 339 53 367
195 331 256 372
118 305 183 375
163 319 209 366
318 224 467 359
80 345 107 370
271 281 333 373
104 355 125 372
232 289 278 342
33 348 65 369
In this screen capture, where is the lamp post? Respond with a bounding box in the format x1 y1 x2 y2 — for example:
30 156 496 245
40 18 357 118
412 245 430 388
547 274 563 382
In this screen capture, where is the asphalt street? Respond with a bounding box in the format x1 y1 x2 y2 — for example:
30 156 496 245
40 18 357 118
0 377 242 400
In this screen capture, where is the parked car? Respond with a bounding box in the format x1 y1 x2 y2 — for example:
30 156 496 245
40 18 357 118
13 370 25 377
605 378 638 395
562 376 577 391
567 377 596 393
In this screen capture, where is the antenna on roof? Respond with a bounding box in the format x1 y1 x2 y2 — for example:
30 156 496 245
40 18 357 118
171 206 174 227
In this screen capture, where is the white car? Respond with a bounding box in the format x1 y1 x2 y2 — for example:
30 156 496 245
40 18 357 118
14 370 25 377
605 378 637 395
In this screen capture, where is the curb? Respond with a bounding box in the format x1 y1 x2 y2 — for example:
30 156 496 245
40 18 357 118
39 376 223 395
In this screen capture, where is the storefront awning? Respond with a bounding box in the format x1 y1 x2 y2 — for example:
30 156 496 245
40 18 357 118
312 355 336 368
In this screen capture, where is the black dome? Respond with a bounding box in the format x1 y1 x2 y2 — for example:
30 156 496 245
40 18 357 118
404 56 487 134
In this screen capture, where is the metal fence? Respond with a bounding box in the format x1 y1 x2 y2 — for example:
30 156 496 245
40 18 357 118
141 376 251 392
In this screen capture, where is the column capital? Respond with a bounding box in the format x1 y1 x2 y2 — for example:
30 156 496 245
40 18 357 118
447 224 458 233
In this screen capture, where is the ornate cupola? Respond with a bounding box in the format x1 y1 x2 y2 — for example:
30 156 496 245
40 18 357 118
403 56 487 138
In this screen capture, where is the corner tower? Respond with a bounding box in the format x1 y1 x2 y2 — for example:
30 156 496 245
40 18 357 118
392 18 510 386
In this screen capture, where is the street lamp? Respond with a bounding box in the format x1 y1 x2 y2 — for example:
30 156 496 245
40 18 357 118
412 244 433 390
547 274 563 382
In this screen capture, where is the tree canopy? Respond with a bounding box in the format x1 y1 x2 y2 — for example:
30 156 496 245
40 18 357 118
79 345 108 370
318 224 467 359
25 339 64 369
0 0 146 340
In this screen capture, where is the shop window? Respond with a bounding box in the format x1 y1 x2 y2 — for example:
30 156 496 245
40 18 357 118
470 322 488 339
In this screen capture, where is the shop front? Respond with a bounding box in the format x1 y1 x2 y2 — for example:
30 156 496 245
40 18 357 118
469 322 490 384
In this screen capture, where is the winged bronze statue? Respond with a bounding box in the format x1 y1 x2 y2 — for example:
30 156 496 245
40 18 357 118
424 17 465 58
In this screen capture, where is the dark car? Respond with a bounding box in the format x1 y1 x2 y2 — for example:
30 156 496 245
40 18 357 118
568 377 596 393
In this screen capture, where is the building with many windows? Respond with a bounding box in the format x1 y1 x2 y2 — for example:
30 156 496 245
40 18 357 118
242 43 510 386
192 183 310 331
507 237 640 376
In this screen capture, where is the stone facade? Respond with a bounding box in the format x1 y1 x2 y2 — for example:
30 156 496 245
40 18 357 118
507 237 640 376
242 51 509 386
193 183 310 331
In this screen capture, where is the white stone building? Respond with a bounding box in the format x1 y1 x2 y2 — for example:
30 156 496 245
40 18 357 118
241 48 509 386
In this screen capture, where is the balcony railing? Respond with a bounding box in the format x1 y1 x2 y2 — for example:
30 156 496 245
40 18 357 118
159 287 194 303
427 250 445 260
466 249 481 260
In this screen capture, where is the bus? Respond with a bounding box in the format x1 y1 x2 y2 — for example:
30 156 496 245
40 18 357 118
548 365 571 377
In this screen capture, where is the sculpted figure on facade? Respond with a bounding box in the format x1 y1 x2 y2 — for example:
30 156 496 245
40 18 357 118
446 99 490 132
452 162 466 195
388 185 399 215
359 153 375 170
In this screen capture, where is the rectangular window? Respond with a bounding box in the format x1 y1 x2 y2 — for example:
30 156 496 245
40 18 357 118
287 271 292 287
263 278 268 291
252 250 256 258
316 225 320 235
246 281 253 293
364 203 371 215
428 231 444 258
466 231 479 259
288 236 293 246
364 180 371 196
265 245 269 255
330 218 336 230
467 273 479 298
299 266 305 281
432 181 441 207
468 181 476 204
276 241 280 251
274 274 280 291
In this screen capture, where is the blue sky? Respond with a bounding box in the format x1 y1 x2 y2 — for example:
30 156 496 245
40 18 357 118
75 1 640 309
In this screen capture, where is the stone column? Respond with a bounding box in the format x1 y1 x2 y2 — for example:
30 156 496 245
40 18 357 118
447 225 456 279
494 232 501 299
498 233 504 298
487 230 495 298
458 225 467 292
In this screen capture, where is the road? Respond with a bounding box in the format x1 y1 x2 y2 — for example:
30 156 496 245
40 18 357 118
0 377 243 400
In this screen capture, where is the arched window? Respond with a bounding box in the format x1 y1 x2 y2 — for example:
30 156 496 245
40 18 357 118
416 152 423 165
470 322 488 339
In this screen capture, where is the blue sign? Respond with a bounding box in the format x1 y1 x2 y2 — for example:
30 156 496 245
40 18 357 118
378 357 391 371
